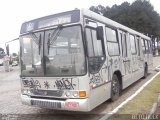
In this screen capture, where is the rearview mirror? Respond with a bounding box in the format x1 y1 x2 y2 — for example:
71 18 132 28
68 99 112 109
96 26 104 41
6 44 9 56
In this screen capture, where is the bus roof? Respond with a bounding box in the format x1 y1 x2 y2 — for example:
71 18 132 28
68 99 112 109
81 9 151 40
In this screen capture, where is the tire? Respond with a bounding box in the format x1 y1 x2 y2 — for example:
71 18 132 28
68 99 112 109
143 64 148 79
110 74 120 101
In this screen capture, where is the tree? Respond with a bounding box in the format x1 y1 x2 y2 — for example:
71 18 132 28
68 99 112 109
90 6 99 14
89 0 160 38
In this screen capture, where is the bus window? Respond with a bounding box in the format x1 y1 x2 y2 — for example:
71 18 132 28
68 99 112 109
106 27 119 56
85 29 94 57
106 27 117 42
86 28 105 73
121 32 127 57
148 41 152 53
141 38 146 53
137 37 140 56
130 34 136 54
145 40 149 53
86 28 103 57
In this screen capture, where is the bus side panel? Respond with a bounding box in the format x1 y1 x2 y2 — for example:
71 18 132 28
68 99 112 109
89 82 111 110
130 36 145 83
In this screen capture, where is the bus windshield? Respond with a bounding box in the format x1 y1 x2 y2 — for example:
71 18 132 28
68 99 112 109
20 25 86 77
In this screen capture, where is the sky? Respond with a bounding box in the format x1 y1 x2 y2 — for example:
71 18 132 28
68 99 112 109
0 0 159 53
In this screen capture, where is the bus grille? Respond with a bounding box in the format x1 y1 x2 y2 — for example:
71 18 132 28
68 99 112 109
32 90 63 97
31 100 61 108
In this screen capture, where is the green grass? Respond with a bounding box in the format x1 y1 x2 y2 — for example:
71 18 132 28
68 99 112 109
108 75 160 120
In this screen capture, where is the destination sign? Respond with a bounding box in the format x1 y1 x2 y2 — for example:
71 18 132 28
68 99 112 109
20 10 80 34
38 15 71 29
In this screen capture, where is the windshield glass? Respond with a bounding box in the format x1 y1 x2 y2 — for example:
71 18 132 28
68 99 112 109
20 25 86 77
20 32 44 77
44 25 86 76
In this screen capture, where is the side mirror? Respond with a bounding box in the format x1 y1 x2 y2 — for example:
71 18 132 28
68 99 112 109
6 44 9 56
96 26 104 41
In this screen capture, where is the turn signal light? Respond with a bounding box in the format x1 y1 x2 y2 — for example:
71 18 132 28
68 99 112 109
79 91 86 97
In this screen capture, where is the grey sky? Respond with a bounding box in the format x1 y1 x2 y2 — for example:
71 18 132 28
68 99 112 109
0 0 159 53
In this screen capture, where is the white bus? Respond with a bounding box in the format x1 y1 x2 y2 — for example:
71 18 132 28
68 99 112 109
19 9 152 111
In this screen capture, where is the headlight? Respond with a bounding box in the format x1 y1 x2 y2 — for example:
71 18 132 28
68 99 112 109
22 89 31 95
28 90 31 94
22 89 28 94
73 91 79 97
65 91 71 97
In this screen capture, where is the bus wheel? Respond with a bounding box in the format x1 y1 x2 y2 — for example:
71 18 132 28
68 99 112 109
143 64 148 79
111 74 120 101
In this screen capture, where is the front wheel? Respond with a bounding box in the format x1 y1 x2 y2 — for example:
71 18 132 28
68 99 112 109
110 74 120 101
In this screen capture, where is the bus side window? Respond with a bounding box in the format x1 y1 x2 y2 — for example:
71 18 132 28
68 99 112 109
129 34 136 54
121 33 127 57
86 28 104 57
106 27 119 56
136 37 140 56
86 28 94 57
85 27 105 73
141 38 146 54
148 41 152 53
145 40 149 54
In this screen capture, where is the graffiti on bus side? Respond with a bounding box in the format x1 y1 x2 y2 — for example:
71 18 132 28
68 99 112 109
89 72 103 84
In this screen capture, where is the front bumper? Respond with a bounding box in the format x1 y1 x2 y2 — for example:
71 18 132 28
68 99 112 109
21 94 90 111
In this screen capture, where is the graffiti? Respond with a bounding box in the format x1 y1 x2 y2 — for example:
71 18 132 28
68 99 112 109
22 78 41 90
89 73 103 84
44 81 50 89
55 78 76 90
124 61 131 73
114 59 118 65
114 59 118 68
102 64 108 73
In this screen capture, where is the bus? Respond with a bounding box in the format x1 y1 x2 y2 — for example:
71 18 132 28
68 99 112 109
19 9 152 111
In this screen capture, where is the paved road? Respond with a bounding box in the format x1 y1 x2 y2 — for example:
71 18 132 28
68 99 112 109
0 56 160 120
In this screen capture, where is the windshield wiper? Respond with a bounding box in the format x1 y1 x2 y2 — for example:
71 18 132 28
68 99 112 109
38 34 42 55
30 33 39 44
47 25 63 54
30 33 42 55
